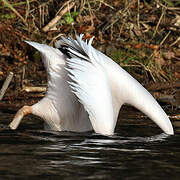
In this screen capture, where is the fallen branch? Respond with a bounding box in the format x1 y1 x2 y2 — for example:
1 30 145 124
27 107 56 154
169 115 180 120
42 1 75 32
0 72 14 101
22 86 46 93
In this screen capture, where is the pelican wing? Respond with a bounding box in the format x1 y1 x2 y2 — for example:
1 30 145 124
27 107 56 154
62 36 115 135
22 40 95 132
24 41 65 73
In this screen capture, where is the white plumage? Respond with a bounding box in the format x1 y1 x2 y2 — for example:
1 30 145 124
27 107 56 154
9 34 174 135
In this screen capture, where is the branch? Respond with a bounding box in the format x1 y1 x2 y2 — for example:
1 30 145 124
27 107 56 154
42 1 75 32
22 86 46 93
0 72 14 101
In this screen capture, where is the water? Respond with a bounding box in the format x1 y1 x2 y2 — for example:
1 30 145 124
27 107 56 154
0 108 180 180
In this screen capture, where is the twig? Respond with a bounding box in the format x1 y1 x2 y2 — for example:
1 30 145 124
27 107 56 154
152 7 166 39
49 33 65 46
137 0 140 29
22 65 26 88
119 20 126 38
87 0 94 26
2 0 28 27
160 30 171 46
25 0 30 22
0 72 14 101
169 115 180 119
102 0 136 32
170 37 180 47
55 0 72 15
0 0 36 9
42 1 75 32
155 0 180 10
22 86 46 93
98 0 115 10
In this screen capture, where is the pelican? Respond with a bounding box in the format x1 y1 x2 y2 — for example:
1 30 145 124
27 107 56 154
9 34 174 135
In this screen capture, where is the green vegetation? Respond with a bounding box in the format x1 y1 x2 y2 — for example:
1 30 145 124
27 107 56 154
0 13 15 19
63 12 79 25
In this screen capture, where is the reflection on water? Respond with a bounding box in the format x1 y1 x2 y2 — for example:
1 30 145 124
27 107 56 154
0 110 180 179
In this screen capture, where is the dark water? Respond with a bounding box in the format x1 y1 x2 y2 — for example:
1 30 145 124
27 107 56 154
0 109 180 180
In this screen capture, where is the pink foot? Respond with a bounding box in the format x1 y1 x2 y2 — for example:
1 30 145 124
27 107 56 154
9 106 32 129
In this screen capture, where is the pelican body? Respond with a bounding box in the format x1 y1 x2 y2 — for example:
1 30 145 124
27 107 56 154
9 35 174 135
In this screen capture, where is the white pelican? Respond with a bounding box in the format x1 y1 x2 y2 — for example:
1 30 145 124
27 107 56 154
9 34 174 135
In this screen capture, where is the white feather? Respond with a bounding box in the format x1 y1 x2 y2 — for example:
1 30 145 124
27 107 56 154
24 41 93 132
66 56 115 135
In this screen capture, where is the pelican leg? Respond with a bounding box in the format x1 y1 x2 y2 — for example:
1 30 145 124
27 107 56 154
9 106 32 130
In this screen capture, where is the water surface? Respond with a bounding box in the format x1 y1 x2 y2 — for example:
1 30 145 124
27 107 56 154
0 108 180 179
